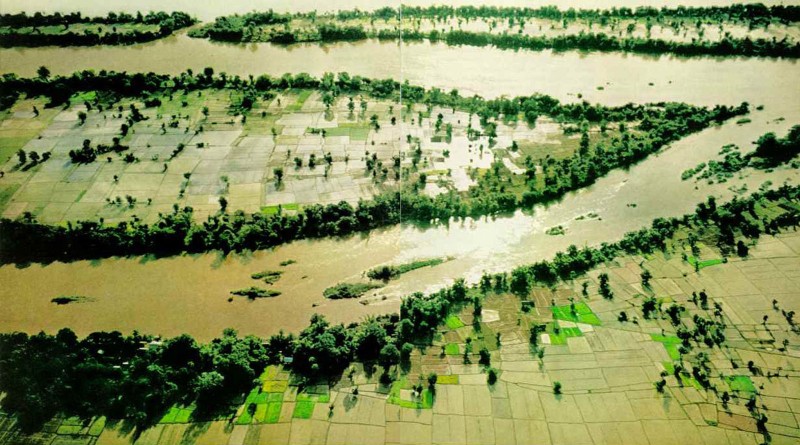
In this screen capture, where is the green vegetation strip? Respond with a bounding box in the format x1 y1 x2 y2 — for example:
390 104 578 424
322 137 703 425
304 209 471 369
367 257 449 281
231 287 281 299
159 405 196 424
726 375 756 393
687 256 724 270
323 282 383 299
552 302 602 325
251 270 282 284
546 322 583 345
387 378 434 409
444 315 465 330
444 343 460 355
652 334 682 361
292 401 316 419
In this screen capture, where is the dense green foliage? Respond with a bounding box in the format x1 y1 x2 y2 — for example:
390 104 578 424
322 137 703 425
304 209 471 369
323 282 383 299
395 4 800 23
1 185 798 431
367 258 447 281
416 29 800 58
0 11 196 47
187 11 289 41
0 329 266 430
230 287 281 299
751 124 800 165
188 5 800 58
0 70 747 264
683 126 800 181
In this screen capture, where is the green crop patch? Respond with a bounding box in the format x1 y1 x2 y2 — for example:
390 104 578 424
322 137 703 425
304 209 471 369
445 315 465 330
725 375 756 393
444 343 460 355
387 378 434 409
546 322 583 345
259 365 280 382
265 402 282 423
651 334 682 361
285 90 312 112
254 403 269 423
87 417 106 436
687 256 724 270
552 302 602 325
292 400 316 419
236 409 253 425
437 375 459 385
159 405 196 424
56 424 83 435
263 380 289 393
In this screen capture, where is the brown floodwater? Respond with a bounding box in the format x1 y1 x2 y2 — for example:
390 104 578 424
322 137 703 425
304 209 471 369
0 21 798 340
1 107 796 341
0 35 798 110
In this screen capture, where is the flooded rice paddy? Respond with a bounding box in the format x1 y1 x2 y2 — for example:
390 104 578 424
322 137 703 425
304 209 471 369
0 18 799 340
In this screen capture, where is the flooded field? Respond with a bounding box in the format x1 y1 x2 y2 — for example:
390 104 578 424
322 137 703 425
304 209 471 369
1 3 799 445
1 107 796 340
0 3 798 338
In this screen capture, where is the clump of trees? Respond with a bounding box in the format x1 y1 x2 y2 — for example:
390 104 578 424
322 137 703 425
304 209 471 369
0 11 196 47
188 5 800 58
0 70 756 265
750 125 800 166
683 126 800 181
0 329 266 431
2 187 799 431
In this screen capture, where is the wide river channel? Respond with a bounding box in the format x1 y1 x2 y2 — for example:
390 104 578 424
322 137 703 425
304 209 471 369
0 20 798 340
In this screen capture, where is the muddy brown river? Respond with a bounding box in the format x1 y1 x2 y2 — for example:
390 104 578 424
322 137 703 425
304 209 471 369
0 9 798 340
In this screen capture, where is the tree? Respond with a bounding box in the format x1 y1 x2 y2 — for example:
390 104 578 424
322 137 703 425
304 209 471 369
736 240 749 257
553 381 562 394
379 343 400 370
427 373 437 392
400 343 413 364
598 273 613 299
640 269 652 287
487 368 498 385
36 66 50 80
642 297 658 319
77 111 87 125
16 149 26 164
478 347 491 366
194 371 224 404
322 92 334 109
273 168 284 184
219 196 228 212
355 320 387 362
